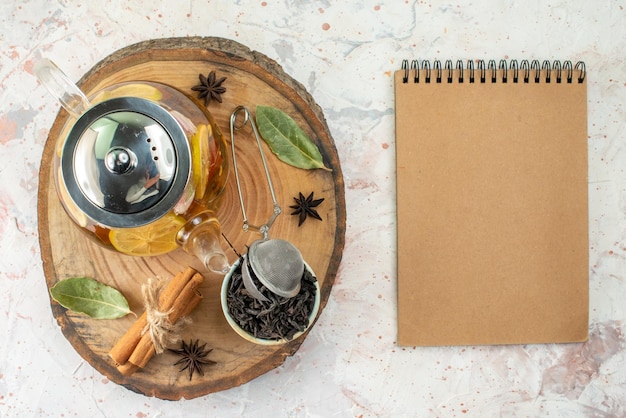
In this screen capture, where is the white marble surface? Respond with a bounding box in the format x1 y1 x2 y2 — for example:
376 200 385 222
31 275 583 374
1 0 625 416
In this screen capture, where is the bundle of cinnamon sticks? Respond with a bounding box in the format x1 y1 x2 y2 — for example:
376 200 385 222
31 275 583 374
109 267 205 376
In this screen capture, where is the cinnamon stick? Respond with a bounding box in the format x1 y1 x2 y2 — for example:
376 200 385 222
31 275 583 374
115 361 138 377
108 267 202 371
126 272 205 370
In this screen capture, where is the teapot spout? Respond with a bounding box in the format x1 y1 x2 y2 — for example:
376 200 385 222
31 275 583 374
177 211 230 274
35 59 91 118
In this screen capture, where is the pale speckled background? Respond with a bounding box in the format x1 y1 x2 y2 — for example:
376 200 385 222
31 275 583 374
1 1 625 417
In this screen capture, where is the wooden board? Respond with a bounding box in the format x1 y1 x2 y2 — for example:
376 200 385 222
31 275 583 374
37 37 345 400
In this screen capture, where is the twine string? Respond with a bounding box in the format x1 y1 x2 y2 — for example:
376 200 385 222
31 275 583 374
141 277 190 354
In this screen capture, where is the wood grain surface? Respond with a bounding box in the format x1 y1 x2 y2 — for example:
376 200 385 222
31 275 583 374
37 37 345 400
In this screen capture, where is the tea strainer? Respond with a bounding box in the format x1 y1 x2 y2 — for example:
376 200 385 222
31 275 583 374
229 105 304 301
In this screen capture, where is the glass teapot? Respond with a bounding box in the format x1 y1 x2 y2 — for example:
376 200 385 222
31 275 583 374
37 59 230 274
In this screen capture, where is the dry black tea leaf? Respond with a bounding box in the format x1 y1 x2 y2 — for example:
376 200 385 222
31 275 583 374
226 257 317 341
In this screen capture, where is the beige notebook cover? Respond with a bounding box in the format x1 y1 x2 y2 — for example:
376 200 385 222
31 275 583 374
395 59 589 346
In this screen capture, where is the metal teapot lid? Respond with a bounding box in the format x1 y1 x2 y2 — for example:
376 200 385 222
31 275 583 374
61 97 191 228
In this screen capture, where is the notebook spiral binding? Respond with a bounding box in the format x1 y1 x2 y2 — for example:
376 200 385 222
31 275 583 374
401 59 586 84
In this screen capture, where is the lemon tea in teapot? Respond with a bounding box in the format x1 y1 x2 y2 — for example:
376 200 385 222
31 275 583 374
37 59 230 273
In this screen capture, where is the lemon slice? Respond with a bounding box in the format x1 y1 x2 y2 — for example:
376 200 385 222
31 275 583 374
91 83 163 103
191 123 211 199
109 213 185 256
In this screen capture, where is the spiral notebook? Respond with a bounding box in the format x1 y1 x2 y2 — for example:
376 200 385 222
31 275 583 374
395 59 589 346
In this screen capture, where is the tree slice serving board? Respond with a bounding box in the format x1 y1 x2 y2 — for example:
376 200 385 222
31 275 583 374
37 37 345 400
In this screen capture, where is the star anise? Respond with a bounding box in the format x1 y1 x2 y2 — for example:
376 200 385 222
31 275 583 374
191 71 227 106
168 339 216 380
289 192 324 226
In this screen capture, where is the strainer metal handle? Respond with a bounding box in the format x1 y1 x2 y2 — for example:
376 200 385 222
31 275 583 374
229 105 281 240
228 105 304 300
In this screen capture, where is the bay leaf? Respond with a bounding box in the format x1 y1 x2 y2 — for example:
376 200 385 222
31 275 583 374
255 105 331 171
49 276 132 319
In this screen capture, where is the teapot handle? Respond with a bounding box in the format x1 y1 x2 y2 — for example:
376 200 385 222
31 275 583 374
35 59 91 118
